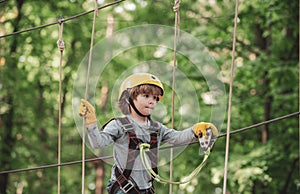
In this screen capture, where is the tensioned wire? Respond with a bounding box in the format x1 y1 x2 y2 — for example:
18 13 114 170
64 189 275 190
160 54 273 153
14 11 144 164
0 0 126 39
1 111 298 175
0 1 251 40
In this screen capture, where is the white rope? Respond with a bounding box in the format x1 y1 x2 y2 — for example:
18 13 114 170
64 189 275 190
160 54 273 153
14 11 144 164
169 0 181 193
56 16 65 194
222 0 239 193
81 1 99 193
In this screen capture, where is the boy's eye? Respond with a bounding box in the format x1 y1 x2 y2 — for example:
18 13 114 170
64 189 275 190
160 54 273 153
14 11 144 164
143 94 159 102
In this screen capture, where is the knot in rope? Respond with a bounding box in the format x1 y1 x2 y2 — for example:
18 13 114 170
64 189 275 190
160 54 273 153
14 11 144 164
94 0 99 16
57 16 65 52
173 0 180 12
172 0 181 43
57 40 65 52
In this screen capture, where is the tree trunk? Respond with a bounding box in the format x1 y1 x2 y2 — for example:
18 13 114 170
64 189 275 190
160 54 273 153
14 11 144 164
262 73 272 144
93 160 105 194
254 19 272 144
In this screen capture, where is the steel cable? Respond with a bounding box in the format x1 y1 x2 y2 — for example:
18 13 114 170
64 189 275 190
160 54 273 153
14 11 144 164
0 0 126 39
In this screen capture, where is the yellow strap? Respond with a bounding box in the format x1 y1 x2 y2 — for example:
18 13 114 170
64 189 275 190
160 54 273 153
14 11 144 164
139 143 210 185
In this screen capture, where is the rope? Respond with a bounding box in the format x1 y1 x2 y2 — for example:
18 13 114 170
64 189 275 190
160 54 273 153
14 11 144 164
173 0 180 42
139 143 209 185
169 1 181 192
1 111 299 175
56 16 65 194
0 0 126 39
223 0 239 193
81 1 99 193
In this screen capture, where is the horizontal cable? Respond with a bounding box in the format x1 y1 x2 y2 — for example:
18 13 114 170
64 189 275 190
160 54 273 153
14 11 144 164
0 111 299 175
0 156 113 175
161 111 300 150
0 0 126 39
0 0 251 40
218 111 300 138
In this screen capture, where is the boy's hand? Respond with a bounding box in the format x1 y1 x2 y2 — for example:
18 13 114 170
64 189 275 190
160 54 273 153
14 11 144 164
79 99 97 125
192 122 218 138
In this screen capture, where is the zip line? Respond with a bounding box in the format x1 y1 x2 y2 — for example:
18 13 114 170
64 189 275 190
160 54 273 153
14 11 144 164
1 111 299 175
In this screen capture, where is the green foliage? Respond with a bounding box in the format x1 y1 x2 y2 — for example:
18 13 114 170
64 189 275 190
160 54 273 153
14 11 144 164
0 0 299 194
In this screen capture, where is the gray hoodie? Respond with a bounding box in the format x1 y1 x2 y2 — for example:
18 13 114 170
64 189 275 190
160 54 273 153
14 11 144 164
87 115 195 190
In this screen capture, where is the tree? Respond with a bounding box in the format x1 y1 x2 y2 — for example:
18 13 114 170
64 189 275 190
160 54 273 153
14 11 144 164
0 0 298 193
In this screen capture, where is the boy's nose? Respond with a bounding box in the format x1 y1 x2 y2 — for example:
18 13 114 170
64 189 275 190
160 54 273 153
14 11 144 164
148 98 156 104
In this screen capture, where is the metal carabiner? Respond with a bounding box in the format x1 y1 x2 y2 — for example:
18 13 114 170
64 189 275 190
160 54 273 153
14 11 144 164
198 128 216 153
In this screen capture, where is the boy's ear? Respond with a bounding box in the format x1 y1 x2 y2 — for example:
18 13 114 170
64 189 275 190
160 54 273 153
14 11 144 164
119 90 130 101
123 90 130 99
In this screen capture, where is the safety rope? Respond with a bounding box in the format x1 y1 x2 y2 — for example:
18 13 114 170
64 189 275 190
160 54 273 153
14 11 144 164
139 143 210 185
169 0 181 192
81 1 99 193
223 0 239 193
56 16 65 194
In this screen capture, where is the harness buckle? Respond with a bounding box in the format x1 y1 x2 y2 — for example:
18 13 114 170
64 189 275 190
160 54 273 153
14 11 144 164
121 180 135 193
122 123 134 132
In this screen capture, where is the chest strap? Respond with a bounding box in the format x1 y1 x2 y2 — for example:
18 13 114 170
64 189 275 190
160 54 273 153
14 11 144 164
109 117 159 194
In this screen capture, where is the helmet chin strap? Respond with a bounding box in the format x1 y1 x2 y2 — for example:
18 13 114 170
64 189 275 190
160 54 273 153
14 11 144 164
128 97 151 119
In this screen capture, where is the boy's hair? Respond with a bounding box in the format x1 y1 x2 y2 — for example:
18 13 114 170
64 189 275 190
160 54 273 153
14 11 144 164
118 84 162 115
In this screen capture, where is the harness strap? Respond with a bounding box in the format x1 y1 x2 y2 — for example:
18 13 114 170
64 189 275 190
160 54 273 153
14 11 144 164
110 167 140 194
109 117 159 194
146 132 159 175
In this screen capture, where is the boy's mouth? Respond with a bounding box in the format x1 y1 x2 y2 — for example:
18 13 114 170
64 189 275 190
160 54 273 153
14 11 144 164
145 106 154 110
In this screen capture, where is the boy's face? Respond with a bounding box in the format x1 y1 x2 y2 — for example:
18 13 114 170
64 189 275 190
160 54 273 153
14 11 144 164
133 93 159 116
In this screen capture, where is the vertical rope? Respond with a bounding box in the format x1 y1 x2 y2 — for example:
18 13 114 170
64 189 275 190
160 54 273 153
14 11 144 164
81 2 99 194
170 1 180 193
56 16 65 194
222 1 239 193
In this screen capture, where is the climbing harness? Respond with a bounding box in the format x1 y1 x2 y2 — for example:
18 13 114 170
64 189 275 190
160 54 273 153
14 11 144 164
108 117 159 194
139 128 215 185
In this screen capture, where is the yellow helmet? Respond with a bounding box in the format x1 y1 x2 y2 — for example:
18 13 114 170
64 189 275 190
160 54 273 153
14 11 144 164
119 73 164 100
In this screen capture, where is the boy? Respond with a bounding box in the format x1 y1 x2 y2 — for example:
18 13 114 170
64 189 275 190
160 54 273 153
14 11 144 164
79 73 218 194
